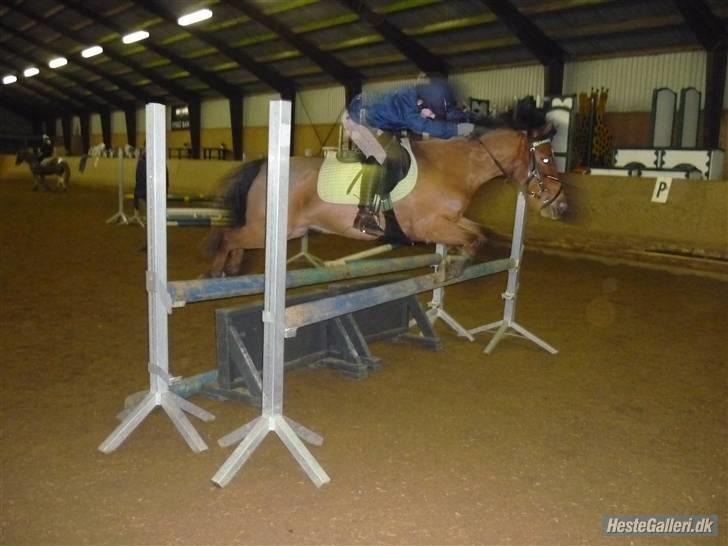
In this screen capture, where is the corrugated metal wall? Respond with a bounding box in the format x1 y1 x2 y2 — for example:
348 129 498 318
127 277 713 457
451 66 544 111
296 86 345 125
90 113 101 135
73 51 728 132
244 93 279 126
201 97 231 128
111 111 125 134
564 51 707 112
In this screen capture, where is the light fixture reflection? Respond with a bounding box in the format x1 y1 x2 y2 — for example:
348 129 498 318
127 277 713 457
122 30 149 44
81 45 103 58
178 9 212 26
49 57 68 69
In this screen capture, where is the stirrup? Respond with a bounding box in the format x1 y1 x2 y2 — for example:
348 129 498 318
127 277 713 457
354 210 385 237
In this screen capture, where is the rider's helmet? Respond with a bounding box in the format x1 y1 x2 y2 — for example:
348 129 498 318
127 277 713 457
415 77 456 118
42 134 51 143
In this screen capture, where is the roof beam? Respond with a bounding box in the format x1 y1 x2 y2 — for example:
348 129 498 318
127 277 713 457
336 0 449 76
480 0 566 95
63 0 240 97
0 84 72 117
3 4 164 103
137 0 297 95
673 0 727 147
0 29 126 110
0 89 57 120
221 0 362 90
7 1 190 103
0 62 87 110
672 0 726 51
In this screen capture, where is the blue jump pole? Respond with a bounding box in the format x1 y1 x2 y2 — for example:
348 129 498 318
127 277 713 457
285 258 514 332
167 253 443 306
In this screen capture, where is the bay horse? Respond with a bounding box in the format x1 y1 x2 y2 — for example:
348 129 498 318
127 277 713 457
206 112 567 277
15 149 71 192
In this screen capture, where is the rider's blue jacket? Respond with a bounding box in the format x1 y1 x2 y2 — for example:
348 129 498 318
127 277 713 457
347 85 469 139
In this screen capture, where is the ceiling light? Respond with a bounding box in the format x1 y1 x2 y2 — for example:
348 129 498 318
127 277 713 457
49 57 68 69
23 67 40 78
122 30 149 44
2 75 17 85
177 8 212 26
81 45 103 58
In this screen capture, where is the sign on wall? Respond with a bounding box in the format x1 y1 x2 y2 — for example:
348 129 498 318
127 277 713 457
171 104 190 130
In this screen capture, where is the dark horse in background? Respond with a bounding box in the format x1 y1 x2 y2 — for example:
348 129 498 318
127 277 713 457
206 104 568 277
15 149 71 192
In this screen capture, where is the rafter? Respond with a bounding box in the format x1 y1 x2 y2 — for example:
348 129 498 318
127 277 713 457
2 4 164 103
63 0 239 97
0 89 58 120
0 83 72 116
672 0 726 51
137 0 297 96
0 33 126 111
336 0 449 76
7 1 191 103
480 0 566 94
221 0 362 93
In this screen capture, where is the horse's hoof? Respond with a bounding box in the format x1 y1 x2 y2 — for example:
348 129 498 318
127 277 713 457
436 255 471 281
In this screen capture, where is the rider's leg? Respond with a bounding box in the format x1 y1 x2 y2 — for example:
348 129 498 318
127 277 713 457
353 158 385 237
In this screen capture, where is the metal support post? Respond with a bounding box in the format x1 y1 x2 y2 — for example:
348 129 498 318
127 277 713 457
468 191 558 354
287 232 324 268
421 244 474 340
106 148 131 225
99 103 214 455
212 100 330 488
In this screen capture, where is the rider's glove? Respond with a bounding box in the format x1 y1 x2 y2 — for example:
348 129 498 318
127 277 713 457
457 123 475 136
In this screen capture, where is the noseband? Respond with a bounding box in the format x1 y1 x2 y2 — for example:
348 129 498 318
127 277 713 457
480 136 563 209
526 138 563 207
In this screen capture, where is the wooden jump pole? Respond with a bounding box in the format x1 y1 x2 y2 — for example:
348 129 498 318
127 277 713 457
167 253 442 306
212 100 330 488
99 103 215 455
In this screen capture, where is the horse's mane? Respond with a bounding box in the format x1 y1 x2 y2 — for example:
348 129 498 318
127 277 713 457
470 98 548 136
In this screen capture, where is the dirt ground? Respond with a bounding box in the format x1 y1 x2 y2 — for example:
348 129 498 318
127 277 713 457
0 177 726 546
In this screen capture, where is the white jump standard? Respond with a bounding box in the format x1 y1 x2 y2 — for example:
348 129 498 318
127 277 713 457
212 101 330 488
99 104 214 455
467 191 558 355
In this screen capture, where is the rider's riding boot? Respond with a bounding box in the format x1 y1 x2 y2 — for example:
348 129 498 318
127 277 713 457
354 205 385 237
354 162 385 237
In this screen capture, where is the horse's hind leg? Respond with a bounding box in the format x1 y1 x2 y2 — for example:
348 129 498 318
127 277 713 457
206 227 255 278
223 249 245 277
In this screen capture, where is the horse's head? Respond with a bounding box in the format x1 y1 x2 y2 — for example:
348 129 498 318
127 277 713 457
522 124 568 219
474 102 568 220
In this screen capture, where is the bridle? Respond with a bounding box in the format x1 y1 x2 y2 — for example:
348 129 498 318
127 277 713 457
480 135 563 209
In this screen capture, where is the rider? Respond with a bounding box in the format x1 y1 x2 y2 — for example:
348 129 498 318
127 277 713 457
344 77 475 237
38 134 54 164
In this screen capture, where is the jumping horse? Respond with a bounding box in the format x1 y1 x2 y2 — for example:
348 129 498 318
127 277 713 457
15 149 71 192
206 108 568 277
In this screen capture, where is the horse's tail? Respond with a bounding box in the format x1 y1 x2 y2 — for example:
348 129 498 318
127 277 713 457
222 158 265 227
202 158 265 262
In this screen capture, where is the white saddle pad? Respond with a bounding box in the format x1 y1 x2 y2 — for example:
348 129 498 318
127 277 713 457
316 139 418 205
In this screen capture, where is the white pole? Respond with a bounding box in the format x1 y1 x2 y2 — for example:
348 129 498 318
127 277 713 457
99 103 214 455
212 100 330 488
105 147 130 225
468 191 558 354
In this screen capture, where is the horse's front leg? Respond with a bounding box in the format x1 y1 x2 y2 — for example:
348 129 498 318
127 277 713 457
424 217 487 278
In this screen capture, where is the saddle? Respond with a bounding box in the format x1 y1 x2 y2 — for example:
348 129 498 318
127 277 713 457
317 136 418 210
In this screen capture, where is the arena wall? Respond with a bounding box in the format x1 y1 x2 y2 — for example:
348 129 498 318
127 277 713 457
2 154 725 277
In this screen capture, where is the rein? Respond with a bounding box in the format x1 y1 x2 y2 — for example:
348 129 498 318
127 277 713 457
479 136 563 208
